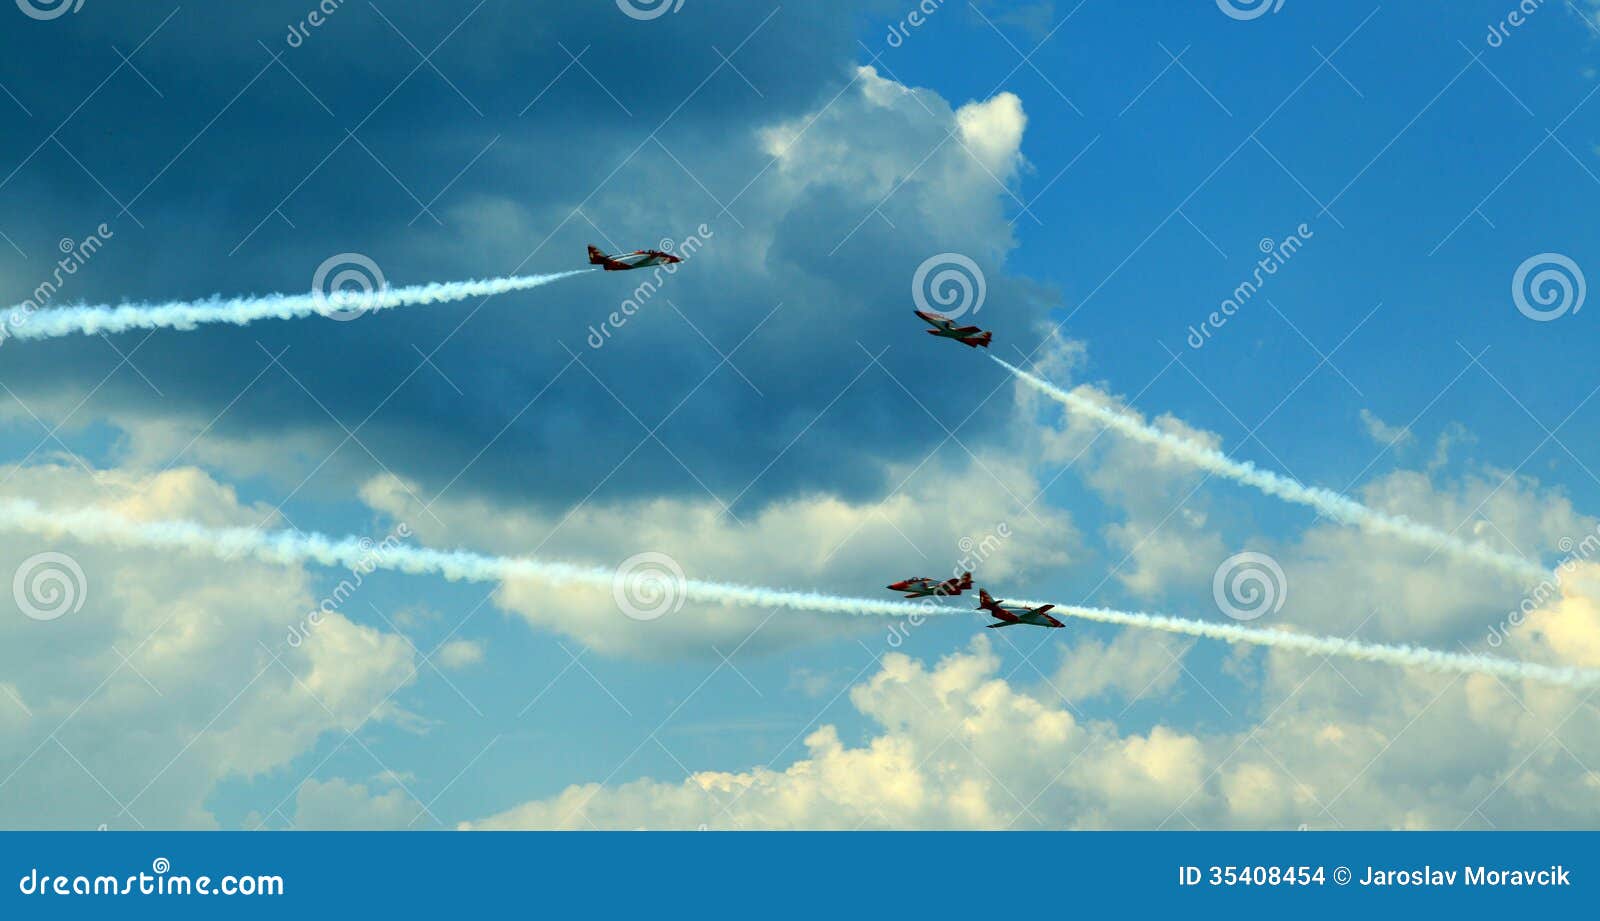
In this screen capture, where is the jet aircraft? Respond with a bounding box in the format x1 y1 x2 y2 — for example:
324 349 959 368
915 310 992 348
588 245 683 271
886 572 973 599
976 589 1064 629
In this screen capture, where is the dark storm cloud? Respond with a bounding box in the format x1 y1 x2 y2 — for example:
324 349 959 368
0 0 1054 511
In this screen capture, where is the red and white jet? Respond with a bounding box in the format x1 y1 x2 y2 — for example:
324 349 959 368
915 310 992 349
886 571 973 599
976 589 1064 629
588 244 683 272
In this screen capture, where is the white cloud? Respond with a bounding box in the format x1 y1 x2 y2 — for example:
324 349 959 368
292 778 419 831
1358 408 1413 449
465 628 1600 830
0 463 415 828
360 447 1077 659
1024 371 1230 602
758 65 1028 258
955 91 1028 179
1052 631 1190 702
464 637 1210 830
436 639 486 670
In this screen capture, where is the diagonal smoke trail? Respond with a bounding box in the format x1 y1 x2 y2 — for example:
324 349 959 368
993 356 1549 586
2 270 594 342
0 497 1592 689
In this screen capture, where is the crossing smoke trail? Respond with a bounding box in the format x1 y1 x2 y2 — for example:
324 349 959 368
0 497 1593 689
993 356 1549 586
1 269 594 342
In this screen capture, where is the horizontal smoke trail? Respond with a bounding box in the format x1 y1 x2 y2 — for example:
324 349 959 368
993 356 1549 586
1028 601 1598 690
0 497 1593 689
3 270 594 342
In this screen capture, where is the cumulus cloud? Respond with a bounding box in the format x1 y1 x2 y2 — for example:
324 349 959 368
0 463 415 829
1052 631 1191 703
292 778 420 831
464 637 1211 830
465 628 1600 830
359 439 1078 658
3 29 1053 516
1509 561 1600 670
1018 358 1595 654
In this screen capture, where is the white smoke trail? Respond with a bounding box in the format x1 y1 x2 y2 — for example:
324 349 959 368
0 497 1592 689
994 356 1549 586
1021 600 1598 690
2 270 594 342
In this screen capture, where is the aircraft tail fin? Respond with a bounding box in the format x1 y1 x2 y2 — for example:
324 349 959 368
587 245 607 265
967 331 993 349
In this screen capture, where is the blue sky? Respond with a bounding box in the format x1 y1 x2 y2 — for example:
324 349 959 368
1 0 1599 830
